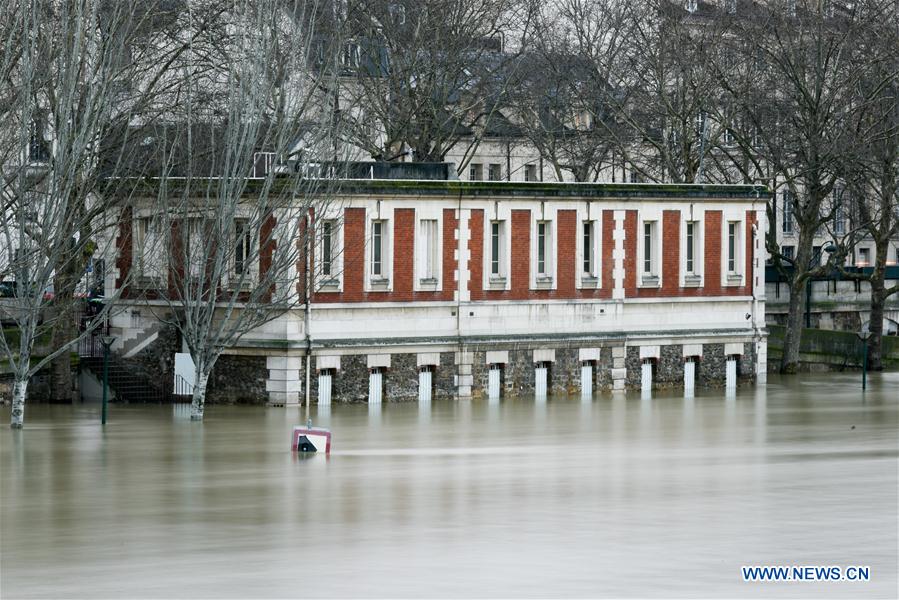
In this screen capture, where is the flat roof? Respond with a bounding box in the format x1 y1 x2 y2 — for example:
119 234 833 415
113 177 770 201
333 179 770 200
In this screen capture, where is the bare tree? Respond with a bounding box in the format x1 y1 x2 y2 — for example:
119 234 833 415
123 0 343 421
721 1 883 373
336 0 531 170
835 5 899 370
1 0 196 427
507 0 630 182
611 1 739 184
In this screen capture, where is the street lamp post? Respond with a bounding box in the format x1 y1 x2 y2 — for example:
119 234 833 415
857 329 871 391
100 335 116 425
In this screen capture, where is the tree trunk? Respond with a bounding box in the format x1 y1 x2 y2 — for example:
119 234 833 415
190 368 210 421
49 316 75 403
49 269 78 403
867 282 885 372
10 378 28 429
780 277 808 373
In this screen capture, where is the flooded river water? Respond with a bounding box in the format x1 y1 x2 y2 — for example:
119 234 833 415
2 372 897 598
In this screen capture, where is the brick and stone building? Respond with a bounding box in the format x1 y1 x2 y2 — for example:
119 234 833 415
107 177 769 404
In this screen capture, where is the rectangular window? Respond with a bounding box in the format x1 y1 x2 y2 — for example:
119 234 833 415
488 163 502 181
728 222 738 273
782 245 794 261
582 221 595 275
782 191 794 234
321 220 338 277
29 117 50 163
722 128 736 147
468 163 483 181
185 218 209 278
418 219 438 281
234 219 252 275
643 221 657 275
490 221 504 277
371 220 385 277
524 164 537 182
686 221 696 274
537 221 551 277
858 247 870 266
833 189 845 234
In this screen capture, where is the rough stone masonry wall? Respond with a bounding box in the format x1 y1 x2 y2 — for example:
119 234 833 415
551 348 580 395
434 352 456 400
319 351 456 403
740 342 757 382
625 346 643 387
385 353 419 402
206 355 267 404
596 346 613 390
330 353 369 402
656 344 685 387
469 346 584 398
123 325 180 395
697 343 726 387
503 350 535 397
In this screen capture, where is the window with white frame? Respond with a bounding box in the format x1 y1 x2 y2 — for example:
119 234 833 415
858 247 870 266
133 216 165 283
727 221 740 274
488 164 502 181
536 220 552 278
782 190 794 234
686 0 698 12
370 220 388 282
418 219 439 282
642 221 659 281
722 127 736 147
469 163 483 181
185 218 210 278
524 164 537 182
833 187 845 234
489 220 506 279
320 219 339 279
582 221 598 280
781 245 794 261
233 218 253 277
685 221 699 277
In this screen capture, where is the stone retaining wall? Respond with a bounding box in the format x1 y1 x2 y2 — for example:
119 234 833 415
104 338 761 405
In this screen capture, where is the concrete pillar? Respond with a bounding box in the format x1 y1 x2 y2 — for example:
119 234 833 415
488 365 502 400
266 355 301 407
455 350 474 398
641 359 653 393
684 358 696 397
580 363 593 397
369 369 383 404
726 357 737 390
318 371 332 406
611 345 627 390
535 363 548 397
418 368 432 404
612 210 626 300
756 339 768 385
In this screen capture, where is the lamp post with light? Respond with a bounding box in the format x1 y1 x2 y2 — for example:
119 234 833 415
100 335 116 425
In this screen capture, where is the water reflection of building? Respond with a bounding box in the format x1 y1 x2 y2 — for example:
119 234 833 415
109 171 769 404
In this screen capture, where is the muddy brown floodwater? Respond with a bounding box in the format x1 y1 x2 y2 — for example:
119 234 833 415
2 371 897 598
